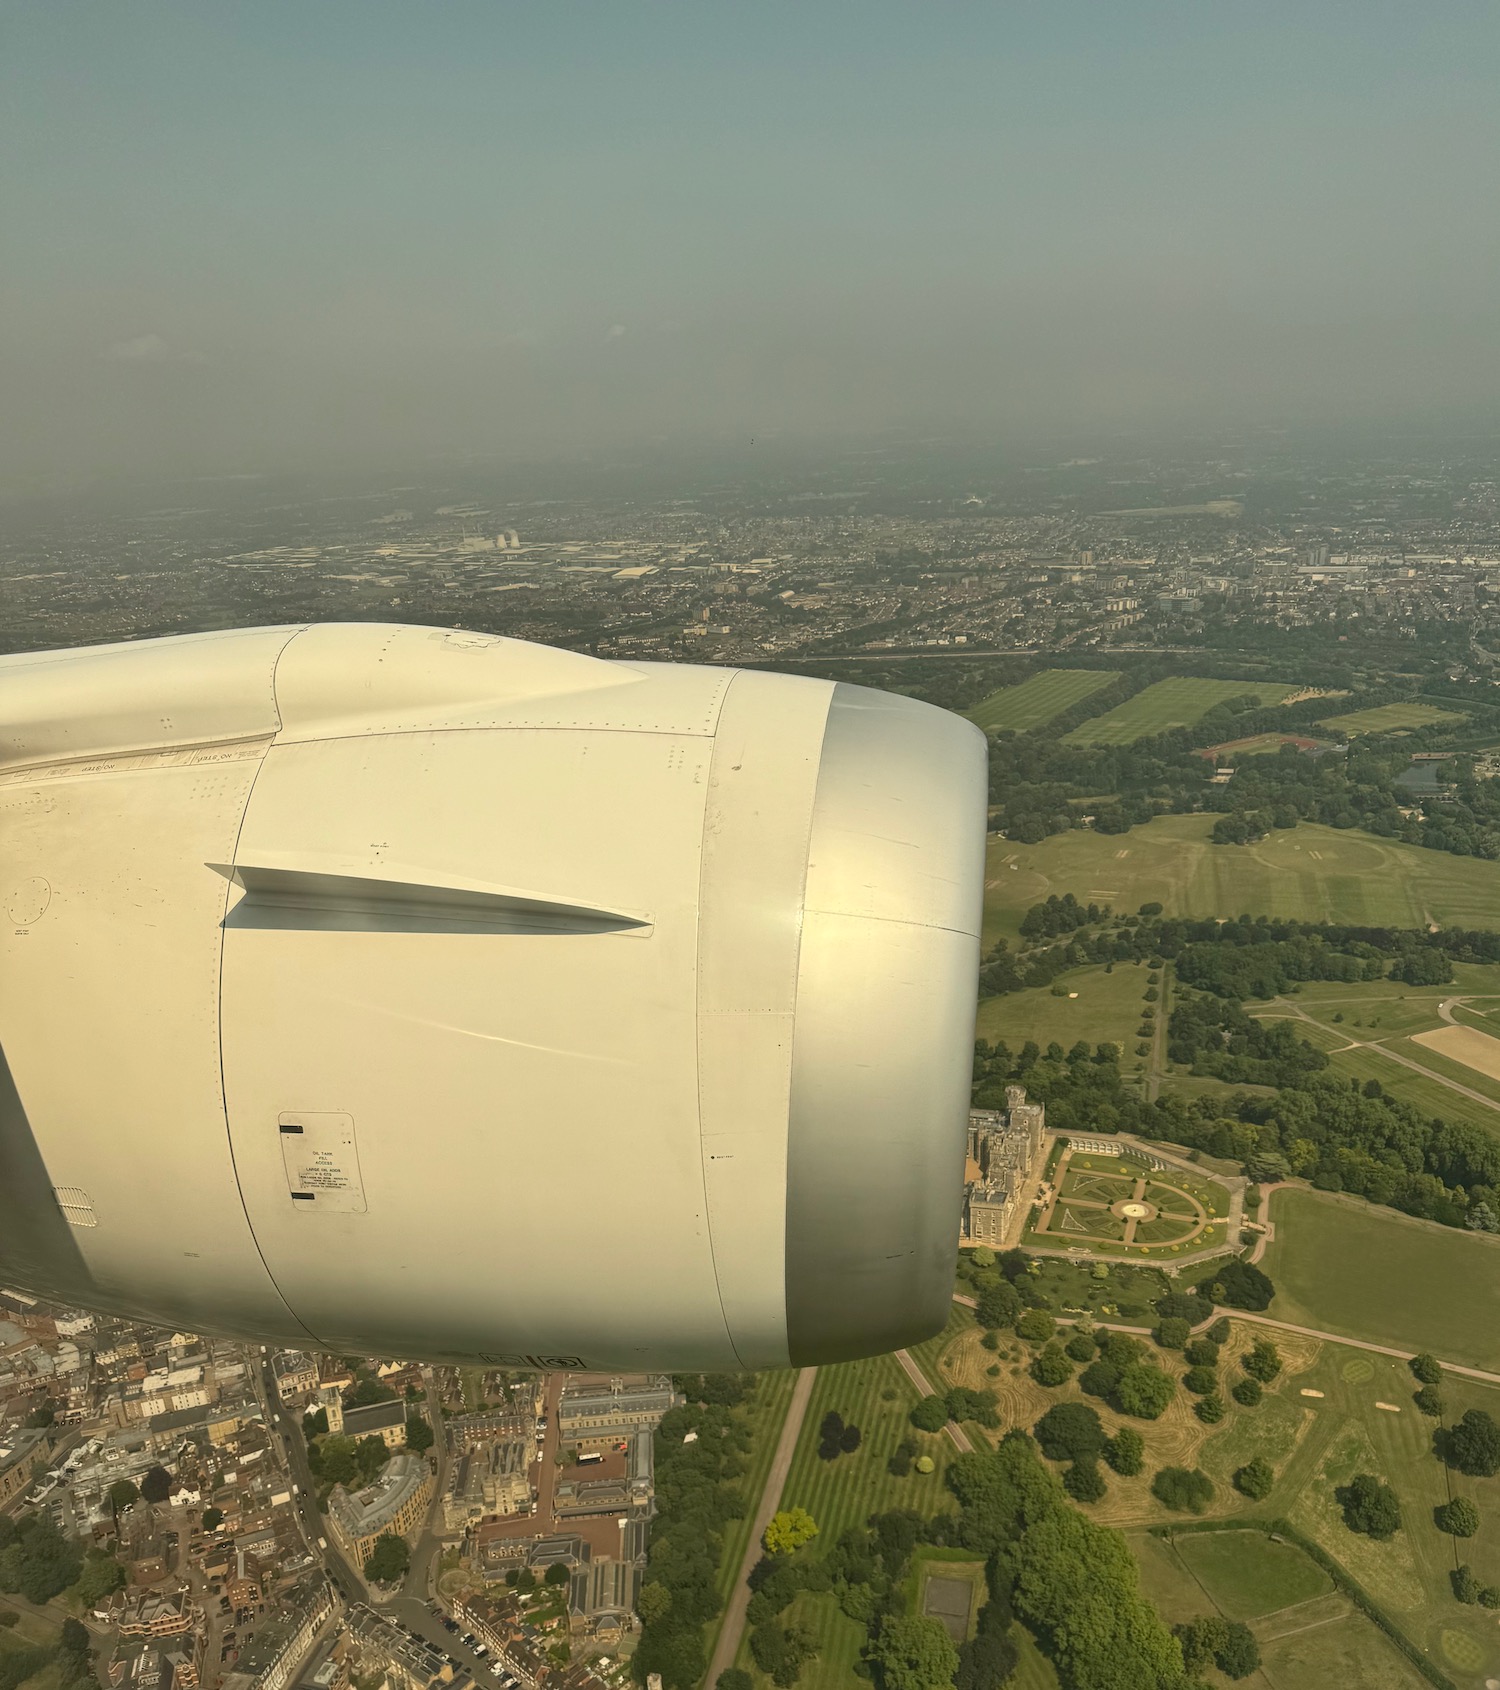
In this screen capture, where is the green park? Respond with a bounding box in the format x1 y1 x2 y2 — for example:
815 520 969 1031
1062 678 1297 747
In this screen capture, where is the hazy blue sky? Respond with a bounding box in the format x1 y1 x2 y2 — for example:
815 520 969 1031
3 1 1499 483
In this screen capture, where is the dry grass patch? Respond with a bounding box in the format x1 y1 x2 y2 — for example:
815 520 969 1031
1288 1418 1427 1615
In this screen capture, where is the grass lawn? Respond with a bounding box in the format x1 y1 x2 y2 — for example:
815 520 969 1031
0 1604 60 1648
966 668 1120 733
1022 1255 1170 1321
0 1602 62 1690
1387 1036 1500 1110
736 1346 975 1690
975 962 1154 1083
983 813 1500 946
1063 678 1296 746
747 1341 1065 1690
1246 969 1500 1135
1174 1529 1333 1619
1319 702 1467 736
1119 1321 1500 1685
917 1295 1500 1685
777 1353 956 1548
1326 1045 1500 1135
1260 1187 1500 1370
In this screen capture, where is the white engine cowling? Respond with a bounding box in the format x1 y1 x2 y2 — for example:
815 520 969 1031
0 624 986 1369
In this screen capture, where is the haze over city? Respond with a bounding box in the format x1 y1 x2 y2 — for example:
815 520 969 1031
11 11 1500 1690
4 1 1500 489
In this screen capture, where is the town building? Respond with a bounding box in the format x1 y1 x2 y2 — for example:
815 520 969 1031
221 1576 337 1690
554 1431 653 1521
340 1400 409 1450
116 1589 198 1641
444 1408 534 1455
326 1453 433 1565
962 1089 1046 1247
344 1605 462 1690
106 1638 203 1690
272 1353 319 1404
0 1422 59 1504
440 1437 533 1532
567 1559 639 1657
556 1378 678 1451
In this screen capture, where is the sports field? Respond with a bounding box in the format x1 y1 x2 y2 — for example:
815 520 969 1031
983 813 1500 946
1319 701 1466 736
1062 677 1296 746
966 668 1119 732
1259 1187 1500 1370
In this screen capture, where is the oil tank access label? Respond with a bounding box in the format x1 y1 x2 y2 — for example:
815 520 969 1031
278 1112 368 1213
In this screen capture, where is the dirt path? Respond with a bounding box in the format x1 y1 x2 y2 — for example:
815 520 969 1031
705 1367 817 1687
894 1349 974 1452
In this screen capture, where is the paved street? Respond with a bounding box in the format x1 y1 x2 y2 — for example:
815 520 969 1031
256 1354 366 1604
400 1374 454 1601
893 1350 972 1452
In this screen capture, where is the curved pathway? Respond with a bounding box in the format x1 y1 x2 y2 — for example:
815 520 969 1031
1254 996 1500 1117
894 1349 973 1453
704 1368 817 1690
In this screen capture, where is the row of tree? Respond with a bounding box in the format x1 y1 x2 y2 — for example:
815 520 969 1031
633 1381 759 1689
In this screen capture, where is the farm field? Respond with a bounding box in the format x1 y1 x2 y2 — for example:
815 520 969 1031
1260 1187 1500 1370
924 1300 1500 1685
983 813 1500 946
1062 677 1296 746
1320 701 1467 736
966 667 1119 732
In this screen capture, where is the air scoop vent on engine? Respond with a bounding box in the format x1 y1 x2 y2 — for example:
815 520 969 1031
210 857 652 935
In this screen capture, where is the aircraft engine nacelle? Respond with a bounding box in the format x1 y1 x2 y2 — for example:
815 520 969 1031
0 624 986 1369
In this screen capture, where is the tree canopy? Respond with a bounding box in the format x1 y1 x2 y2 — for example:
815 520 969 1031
364 1533 410 1583
1337 1473 1401 1539
1033 1403 1105 1464
870 1615 959 1690
1150 1467 1215 1514
1447 1410 1500 1477
764 1509 819 1558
